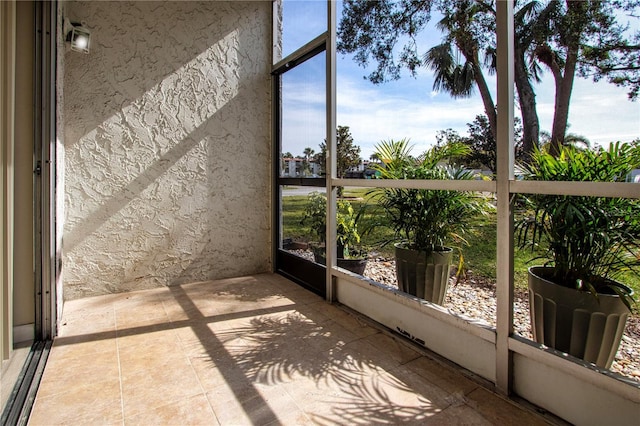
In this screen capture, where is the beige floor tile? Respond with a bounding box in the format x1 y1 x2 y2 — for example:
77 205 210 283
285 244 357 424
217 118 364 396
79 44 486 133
280 288 324 306
316 342 388 380
118 338 188 379
205 391 268 425
36 349 120 398
161 294 210 322
29 403 123 426
112 287 171 306
206 382 298 426
179 332 233 359
279 359 381 410
465 387 549 426
181 298 246 320
124 393 218 425
47 333 118 363
265 409 314 426
329 308 381 338
115 299 169 327
208 371 264 404
188 358 232 392
31 274 551 426
61 296 115 314
302 399 361 425
296 372 444 426
404 356 480 396
186 340 258 386
305 320 360 353
185 328 251 357
341 337 418 373
295 300 336 324
363 332 422 365
248 309 320 333
258 274 303 294
191 335 294 386
201 315 263 335
311 364 451 424
249 291 293 309
58 309 116 336
121 362 203 418
29 378 121 425
197 281 304 309
116 318 181 349
424 403 495 425
61 294 119 317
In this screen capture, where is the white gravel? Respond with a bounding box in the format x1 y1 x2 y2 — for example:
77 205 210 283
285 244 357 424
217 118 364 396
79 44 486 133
366 256 640 382
291 250 640 382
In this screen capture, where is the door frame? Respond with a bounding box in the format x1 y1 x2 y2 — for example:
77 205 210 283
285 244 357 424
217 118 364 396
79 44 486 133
272 33 329 298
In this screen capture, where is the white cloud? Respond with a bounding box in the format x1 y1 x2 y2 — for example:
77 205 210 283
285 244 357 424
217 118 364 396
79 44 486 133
278 0 638 160
336 77 487 158
534 77 639 146
282 49 639 160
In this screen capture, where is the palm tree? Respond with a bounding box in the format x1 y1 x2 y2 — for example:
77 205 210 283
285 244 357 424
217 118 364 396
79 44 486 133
341 0 633 161
424 1 547 160
303 147 315 161
564 133 590 150
539 131 591 152
302 147 315 177
424 1 497 141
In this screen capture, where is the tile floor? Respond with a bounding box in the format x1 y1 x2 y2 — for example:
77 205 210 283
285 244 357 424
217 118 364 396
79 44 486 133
28 273 552 425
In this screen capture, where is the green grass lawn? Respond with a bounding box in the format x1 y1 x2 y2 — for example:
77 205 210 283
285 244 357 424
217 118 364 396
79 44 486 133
282 188 640 297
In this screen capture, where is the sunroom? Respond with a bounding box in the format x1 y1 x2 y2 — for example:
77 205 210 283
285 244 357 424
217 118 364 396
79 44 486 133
1 1 638 424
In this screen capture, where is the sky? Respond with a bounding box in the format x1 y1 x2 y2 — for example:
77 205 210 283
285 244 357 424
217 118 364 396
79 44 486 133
280 0 640 161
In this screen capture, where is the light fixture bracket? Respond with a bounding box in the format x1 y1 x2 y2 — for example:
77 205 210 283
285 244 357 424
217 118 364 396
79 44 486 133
64 19 91 54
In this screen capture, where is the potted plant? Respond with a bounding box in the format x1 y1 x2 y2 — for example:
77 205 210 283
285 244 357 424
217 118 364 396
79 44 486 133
371 139 490 305
301 191 368 275
516 141 639 369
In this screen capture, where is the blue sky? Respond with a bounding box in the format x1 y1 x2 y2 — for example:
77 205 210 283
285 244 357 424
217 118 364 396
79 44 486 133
280 0 640 160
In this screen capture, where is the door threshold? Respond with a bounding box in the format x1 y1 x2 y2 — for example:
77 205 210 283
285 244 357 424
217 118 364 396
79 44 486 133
1 340 52 426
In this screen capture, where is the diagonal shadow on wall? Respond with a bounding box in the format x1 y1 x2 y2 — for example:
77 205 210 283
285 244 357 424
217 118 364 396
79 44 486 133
62 0 272 298
64 98 234 253
63 1 242 148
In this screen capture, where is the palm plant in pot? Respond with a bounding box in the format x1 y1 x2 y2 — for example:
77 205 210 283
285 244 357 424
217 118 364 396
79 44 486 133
370 139 491 305
516 141 640 369
301 191 368 275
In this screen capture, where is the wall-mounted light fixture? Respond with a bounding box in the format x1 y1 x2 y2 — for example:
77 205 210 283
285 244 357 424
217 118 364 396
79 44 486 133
64 18 91 54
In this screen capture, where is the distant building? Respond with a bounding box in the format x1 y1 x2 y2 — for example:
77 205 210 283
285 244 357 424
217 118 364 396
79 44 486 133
282 158 322 177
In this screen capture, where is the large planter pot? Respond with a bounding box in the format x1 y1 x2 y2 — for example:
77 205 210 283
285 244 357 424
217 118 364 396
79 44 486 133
528 266 632 369
311 244 368 275
394 243 453 305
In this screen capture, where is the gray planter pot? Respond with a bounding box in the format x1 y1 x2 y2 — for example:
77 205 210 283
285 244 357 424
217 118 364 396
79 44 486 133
528 266 632 369
395 243 453 305
311 244 368 275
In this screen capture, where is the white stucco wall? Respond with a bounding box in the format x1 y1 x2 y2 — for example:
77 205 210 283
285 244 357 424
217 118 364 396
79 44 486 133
62 1 272 299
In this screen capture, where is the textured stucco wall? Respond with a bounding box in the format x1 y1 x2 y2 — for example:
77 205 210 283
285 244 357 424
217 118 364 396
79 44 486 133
63 1 272 299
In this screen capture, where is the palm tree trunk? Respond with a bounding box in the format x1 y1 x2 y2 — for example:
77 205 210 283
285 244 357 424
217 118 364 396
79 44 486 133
549 0 587 156
472 61 497 145
515 45 540 162
550 45 580 156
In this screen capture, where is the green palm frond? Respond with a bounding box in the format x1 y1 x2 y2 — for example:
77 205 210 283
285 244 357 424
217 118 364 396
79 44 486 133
516 142 640 306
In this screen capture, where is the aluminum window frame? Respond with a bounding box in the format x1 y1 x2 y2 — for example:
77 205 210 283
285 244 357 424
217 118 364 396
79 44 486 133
273 1 640 412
